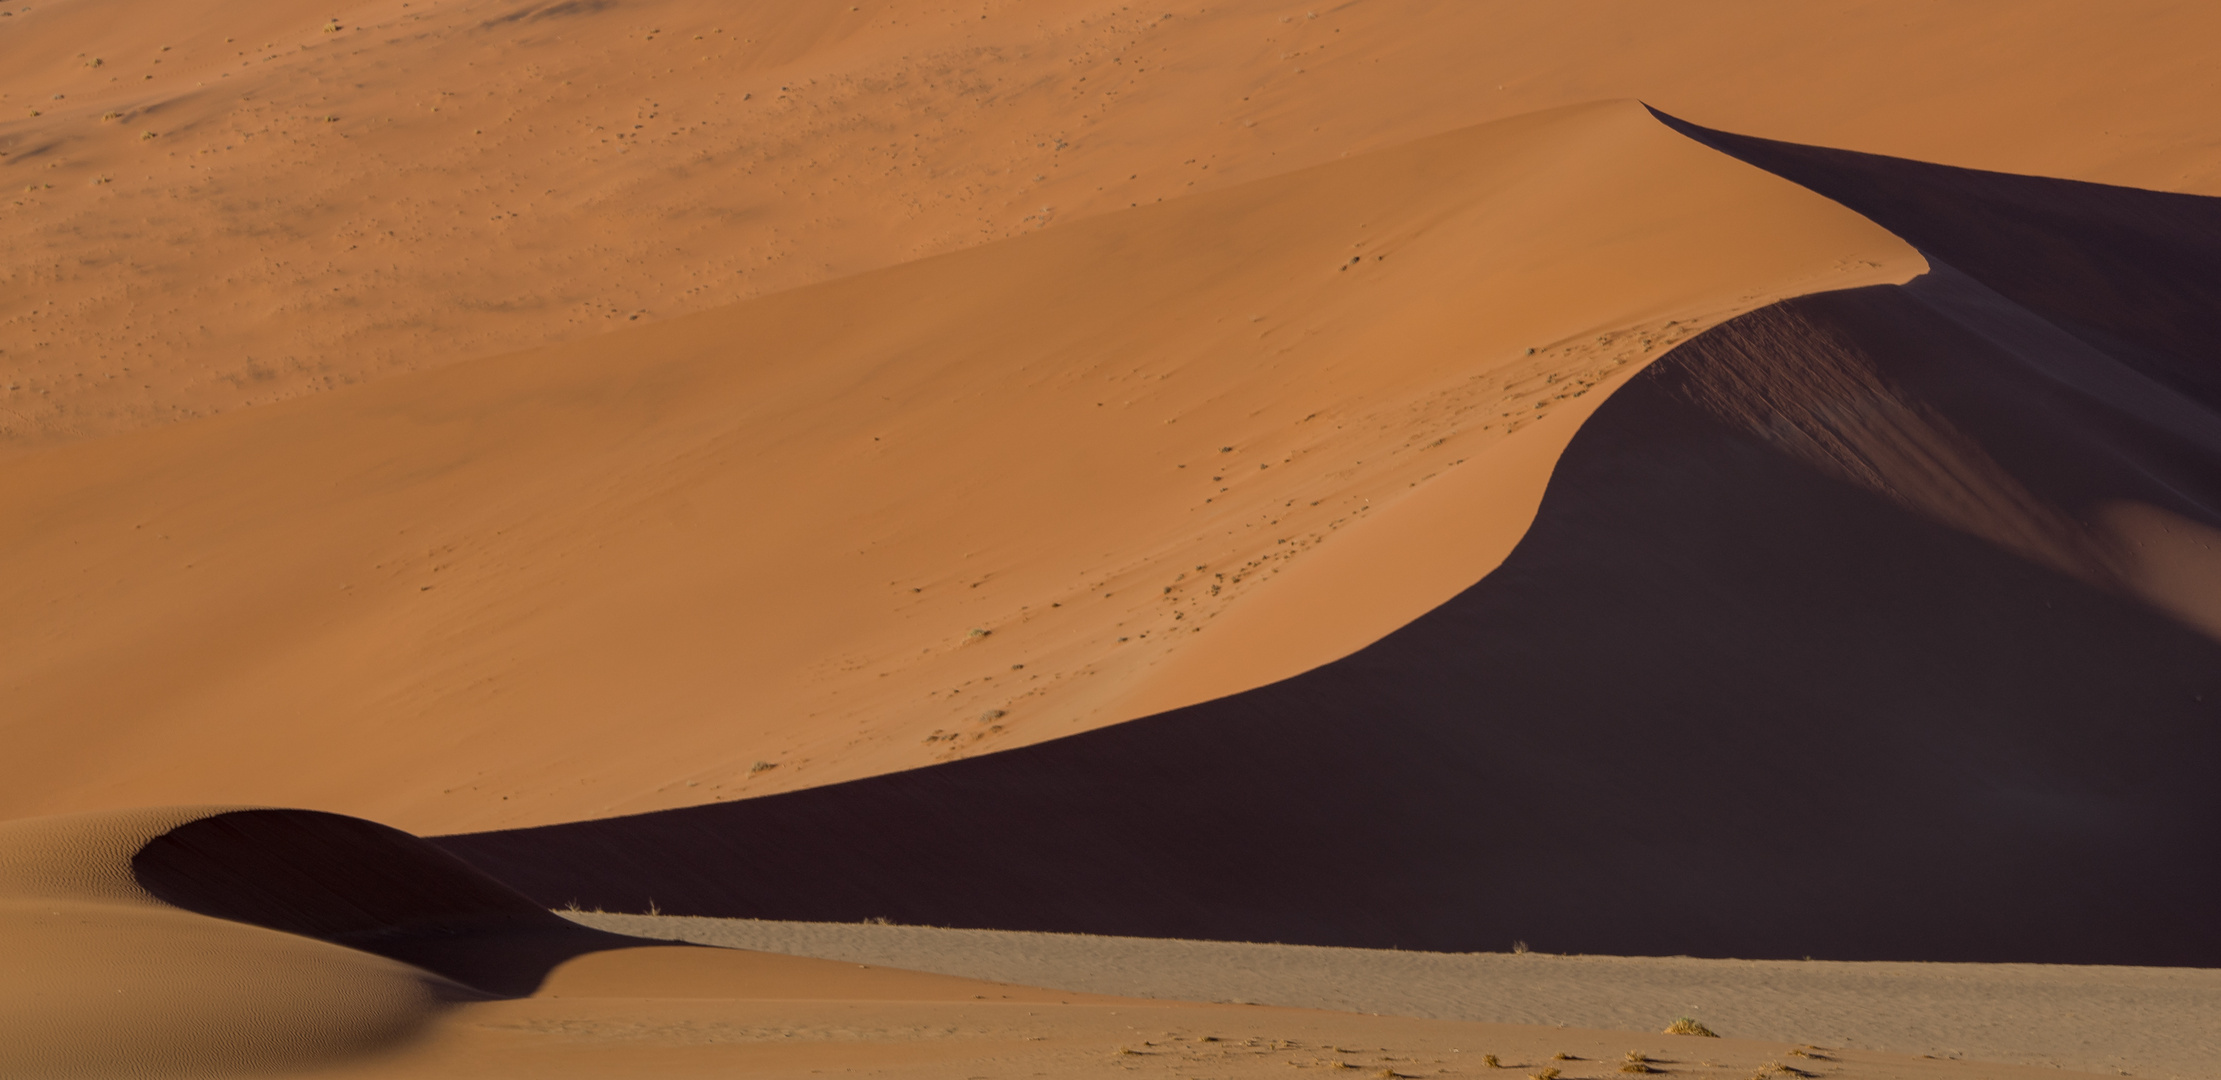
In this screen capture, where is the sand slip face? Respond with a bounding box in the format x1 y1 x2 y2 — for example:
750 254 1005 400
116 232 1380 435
434 132 2221 967
0 100 1917 832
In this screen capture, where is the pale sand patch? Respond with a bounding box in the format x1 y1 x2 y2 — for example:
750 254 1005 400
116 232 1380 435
568 913 2221 1079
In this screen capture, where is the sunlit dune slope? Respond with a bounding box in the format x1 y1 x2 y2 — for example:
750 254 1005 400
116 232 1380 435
4 0 2218 446
0 100 1916 832
441 140 2221 966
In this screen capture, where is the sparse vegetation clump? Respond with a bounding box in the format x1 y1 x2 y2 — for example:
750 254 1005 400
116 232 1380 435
1530 1069 1560 1080
1621 1051 1660 1074
1662 1017 1718 1038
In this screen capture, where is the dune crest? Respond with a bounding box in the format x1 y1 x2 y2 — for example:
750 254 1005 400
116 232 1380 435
436 133 2221 967
0 101 1916 833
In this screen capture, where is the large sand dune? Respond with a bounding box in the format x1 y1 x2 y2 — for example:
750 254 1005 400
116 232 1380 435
0 100 1917 833
8 1 2221 1074
437 134 2221 966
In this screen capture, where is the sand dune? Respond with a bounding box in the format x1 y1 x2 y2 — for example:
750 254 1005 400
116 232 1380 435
8 2 2221 1074
4 0 2217 449
437 134 2221 966
8 805 2069 1080
0 100 1917 833
0 807 461 1077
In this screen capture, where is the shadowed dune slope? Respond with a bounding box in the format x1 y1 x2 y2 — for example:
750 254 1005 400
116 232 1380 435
439 150 2221 965
0 101 1918 833
132 808 649 996
1655 108 2221 414
0 807 464 1078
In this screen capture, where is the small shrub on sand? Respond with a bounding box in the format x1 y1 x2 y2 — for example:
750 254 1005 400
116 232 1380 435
1663 1018 1718 1038
1553 1052 1577 1061
1530 1069 1560 1080
1482 1054 1501 1068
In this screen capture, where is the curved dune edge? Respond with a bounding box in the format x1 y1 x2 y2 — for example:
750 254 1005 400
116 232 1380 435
1096 345 1645 722
436 135 2221 966
0 807 456 1078
0 100 1916 833
1652 106 2221 649
0 804 1154 1077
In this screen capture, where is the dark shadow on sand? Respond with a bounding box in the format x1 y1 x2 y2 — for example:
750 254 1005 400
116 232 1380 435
432 124 2221 966
134 808 678 996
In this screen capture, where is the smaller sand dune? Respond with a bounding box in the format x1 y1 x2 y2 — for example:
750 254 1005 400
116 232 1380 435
17 804 2035 1080
0 807 460 1078
0 804 1130 1077
130 807 651 996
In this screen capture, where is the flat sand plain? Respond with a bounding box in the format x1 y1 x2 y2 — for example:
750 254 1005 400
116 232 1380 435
571 914 2221 1080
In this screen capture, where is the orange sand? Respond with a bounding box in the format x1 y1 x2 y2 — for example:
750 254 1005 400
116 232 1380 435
2 806 2077 1079
5 3 2220 1074
0 100 1916 833
3 0 2216 449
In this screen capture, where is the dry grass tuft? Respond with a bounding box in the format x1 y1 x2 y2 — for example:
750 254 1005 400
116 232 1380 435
1663 1018 1718 1038
1482 1054 1501 1069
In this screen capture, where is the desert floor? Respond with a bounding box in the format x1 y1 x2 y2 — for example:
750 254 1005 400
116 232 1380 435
578 914 2218 1079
